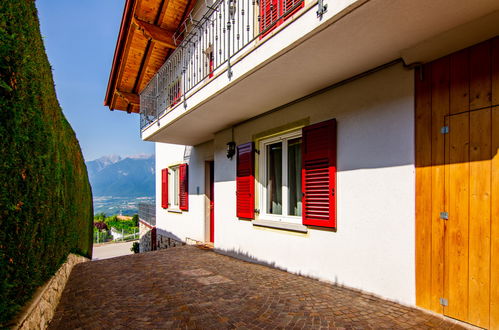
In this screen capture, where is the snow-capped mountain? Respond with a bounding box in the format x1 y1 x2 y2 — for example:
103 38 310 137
86 154 155 197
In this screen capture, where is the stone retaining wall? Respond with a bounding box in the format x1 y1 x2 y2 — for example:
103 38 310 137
156 233 184 250
139 221 154 253
11 254 89 330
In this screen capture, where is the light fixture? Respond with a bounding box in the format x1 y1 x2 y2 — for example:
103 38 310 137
226 141 236 160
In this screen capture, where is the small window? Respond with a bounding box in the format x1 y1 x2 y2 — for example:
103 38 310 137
169 166 180 209
259 131 302 223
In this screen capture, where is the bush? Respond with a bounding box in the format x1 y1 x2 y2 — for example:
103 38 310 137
93 221 108 231
131 242 140 254
0 1 93 326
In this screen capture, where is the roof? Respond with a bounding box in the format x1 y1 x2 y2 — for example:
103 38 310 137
104 0 196 113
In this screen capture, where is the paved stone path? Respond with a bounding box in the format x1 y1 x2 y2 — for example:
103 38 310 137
49 246 465 329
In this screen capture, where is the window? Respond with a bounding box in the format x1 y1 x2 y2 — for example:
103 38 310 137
259 130 302 223
236 119 336 228
169 166 180 209
165 164 189 211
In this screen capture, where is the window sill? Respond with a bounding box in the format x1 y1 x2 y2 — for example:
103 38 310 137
167 209 182 214
252 219 308 233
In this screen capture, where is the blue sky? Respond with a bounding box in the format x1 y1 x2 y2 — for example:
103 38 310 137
36 0 155 161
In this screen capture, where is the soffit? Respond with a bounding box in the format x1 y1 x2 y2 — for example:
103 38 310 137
105 0 196 113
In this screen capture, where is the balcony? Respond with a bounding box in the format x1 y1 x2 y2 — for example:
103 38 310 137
140 0 306 130
140 0 499 145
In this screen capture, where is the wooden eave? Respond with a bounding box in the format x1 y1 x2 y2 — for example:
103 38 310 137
104 0 196 114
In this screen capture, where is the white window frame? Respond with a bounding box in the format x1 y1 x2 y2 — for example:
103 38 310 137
168 165 180 210
258 130 302 224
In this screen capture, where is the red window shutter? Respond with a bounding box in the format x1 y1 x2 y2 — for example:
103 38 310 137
302 119 337 228
161 168 168 209
179 164 189 211
282 0 304 20
259 0 279 37
236 142 255 219
259 0 303 38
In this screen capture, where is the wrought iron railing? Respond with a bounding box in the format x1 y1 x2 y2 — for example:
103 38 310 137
138 203 156 227
140 0 305 130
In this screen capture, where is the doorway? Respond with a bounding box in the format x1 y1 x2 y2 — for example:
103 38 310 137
443 108 498 328
415 37 499 329
205 161 215 243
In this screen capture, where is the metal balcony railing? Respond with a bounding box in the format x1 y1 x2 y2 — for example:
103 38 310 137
139 0 305 130
138 203 156 227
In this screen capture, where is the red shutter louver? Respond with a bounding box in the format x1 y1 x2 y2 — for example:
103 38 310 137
161 168 168 209
259 0 279 37
282 0 304 20
302 119 337 228
179 164 188 211
259 0 303 38
236 142 255 219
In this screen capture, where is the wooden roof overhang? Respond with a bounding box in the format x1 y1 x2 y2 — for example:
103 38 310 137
104 0 196 113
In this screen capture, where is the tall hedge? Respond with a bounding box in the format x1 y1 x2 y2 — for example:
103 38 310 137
0 1 93 326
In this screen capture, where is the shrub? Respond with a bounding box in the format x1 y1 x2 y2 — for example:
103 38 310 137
131 242 140 254
0 1 93 326
93 221 108 231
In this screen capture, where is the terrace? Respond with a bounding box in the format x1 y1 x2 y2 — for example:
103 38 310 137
135 0 499 145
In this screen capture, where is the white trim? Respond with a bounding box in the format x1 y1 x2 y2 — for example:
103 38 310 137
258 130 302 225
252 219 308 233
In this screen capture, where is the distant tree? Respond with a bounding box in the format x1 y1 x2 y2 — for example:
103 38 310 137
94 212 106 222
132 214 139 226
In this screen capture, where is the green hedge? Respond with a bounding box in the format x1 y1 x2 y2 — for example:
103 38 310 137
0 1 93 326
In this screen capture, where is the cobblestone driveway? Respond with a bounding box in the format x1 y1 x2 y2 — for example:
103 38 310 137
49 246 465 329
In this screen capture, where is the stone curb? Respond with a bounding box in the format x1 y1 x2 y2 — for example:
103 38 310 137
10 254 89 330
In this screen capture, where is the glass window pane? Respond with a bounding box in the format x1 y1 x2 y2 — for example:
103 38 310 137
288 137 302 216
266 142 282 215
174 168 179 206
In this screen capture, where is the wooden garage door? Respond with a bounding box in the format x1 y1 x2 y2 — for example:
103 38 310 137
444 108 498 328
415 37 499 329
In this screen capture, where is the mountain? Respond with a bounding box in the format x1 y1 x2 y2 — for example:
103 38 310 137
86 154 155 197
86 155 122 174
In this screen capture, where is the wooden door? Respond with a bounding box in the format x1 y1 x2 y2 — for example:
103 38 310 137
444 108 497 328
416 36 499 329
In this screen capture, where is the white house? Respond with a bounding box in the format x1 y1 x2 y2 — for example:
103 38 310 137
105 0 499 328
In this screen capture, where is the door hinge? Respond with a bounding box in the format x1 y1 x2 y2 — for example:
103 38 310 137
440 212 449 220
440 126 449 134
254 209 260 214
440 298 448 306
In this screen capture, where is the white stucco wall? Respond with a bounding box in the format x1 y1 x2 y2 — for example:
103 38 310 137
212 63 416 305
155 141 214 243
154 63 415 305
